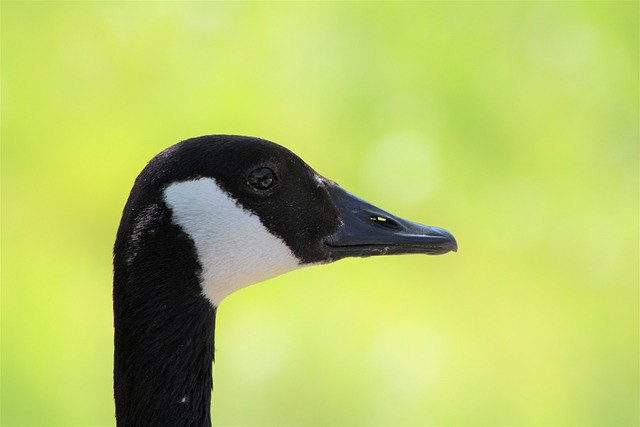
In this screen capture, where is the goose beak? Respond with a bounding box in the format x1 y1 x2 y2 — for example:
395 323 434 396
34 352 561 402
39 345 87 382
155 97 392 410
324 183 457 259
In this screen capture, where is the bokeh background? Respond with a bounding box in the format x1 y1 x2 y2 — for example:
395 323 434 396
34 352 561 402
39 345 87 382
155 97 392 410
2 2 638 426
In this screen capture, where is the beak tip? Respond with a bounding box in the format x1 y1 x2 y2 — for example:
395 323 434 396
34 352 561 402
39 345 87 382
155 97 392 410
431 226 457 254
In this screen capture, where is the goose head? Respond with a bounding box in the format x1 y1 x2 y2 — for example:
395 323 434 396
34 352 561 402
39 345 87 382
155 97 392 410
113 134 456 426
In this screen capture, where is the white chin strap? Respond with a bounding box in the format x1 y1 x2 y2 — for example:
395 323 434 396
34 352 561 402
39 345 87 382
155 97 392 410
164 178 302 307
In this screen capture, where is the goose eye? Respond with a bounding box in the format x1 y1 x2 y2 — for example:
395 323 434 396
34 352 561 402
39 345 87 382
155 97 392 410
247 167 276 190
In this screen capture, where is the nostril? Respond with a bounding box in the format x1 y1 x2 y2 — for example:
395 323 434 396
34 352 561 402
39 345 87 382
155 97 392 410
369 215 400 229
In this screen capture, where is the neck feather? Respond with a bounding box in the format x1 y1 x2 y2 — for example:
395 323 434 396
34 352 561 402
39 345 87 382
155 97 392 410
114 202 217 427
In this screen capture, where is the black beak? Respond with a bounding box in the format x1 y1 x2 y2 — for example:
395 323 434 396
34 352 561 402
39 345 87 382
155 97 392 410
324 183 457 259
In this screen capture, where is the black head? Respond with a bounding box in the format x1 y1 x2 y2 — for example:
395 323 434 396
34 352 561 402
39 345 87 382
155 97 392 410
117 134 456 306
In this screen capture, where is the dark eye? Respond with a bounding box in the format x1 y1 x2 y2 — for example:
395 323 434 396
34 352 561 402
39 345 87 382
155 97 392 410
247 167 276 190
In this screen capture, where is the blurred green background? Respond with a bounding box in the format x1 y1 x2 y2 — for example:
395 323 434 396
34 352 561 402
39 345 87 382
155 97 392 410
2 1 638 426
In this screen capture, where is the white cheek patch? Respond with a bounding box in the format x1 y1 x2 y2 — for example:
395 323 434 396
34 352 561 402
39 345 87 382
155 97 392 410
164 178 302 307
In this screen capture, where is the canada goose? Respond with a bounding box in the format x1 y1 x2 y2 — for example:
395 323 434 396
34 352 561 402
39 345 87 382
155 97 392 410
113 134 456 426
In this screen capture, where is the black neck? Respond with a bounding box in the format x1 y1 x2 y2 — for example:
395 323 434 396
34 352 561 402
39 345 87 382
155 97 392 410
114 202 216 427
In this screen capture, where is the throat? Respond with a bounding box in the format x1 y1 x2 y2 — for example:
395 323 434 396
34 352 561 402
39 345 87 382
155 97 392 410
114 296 216 427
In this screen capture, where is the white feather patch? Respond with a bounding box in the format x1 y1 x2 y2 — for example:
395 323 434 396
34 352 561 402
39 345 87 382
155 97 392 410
164 178 301 306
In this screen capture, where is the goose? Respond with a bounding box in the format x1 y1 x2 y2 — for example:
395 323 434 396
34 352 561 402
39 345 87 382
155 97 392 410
113 134 457 426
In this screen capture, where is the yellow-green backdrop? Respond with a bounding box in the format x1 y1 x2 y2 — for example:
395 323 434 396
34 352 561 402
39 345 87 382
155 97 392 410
2 2 638 426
